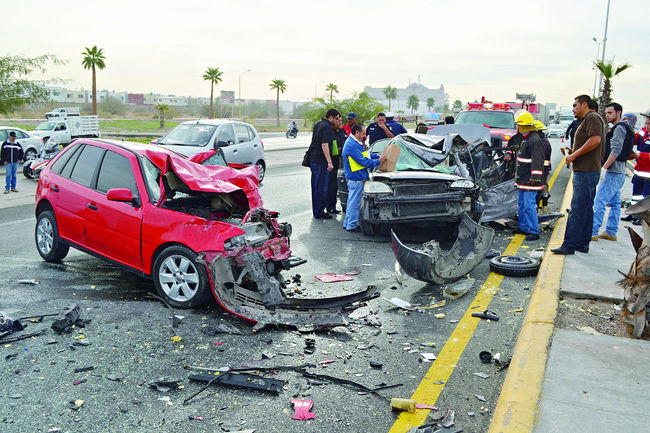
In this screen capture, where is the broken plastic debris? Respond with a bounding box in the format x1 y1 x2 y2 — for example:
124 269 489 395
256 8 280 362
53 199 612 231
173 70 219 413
471 310 499 321
420 353 437 362
171 335 182 343
51 303 88 334
485 249 501 259
394 262 404 286
479 351 493 363
443 278 474 300
370 360 383 369
391 398 416 413
291 399 315 420
475 394 487 402
361 263 372 267
314 273 353 283
415 403 438 410
441 409 455 428
318 359 335 365
70 399 84 411
434 313 445 319
200 322 244 335
383 297 413 310
0 312 25 335
473 372 490 379
18 279 39 285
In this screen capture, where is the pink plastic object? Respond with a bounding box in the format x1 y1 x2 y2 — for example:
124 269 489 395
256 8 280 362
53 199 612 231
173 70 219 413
291 399 315 420
314 273 353 283
416 404 438 410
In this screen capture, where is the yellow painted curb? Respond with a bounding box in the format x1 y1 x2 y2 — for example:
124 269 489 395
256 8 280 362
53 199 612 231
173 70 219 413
488 174 574 433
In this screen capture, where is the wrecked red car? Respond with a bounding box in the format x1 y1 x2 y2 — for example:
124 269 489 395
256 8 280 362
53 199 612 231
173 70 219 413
34 139 377 329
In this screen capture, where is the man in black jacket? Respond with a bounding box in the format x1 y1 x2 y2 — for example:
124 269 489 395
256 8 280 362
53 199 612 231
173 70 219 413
1 131 24 193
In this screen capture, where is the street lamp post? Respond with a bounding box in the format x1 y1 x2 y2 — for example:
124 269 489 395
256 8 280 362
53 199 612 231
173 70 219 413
592 37 602 98
239 69 251 118
314 81 324 98
597 0 611 100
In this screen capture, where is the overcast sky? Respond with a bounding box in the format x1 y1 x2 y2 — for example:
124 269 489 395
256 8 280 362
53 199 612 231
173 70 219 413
4 0 649 111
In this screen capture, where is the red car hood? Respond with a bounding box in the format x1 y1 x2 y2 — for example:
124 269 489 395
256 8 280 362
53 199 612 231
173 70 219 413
145 149 263 210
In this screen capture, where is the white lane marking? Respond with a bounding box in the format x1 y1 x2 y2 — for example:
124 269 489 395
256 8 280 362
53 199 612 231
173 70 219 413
0 217 35 227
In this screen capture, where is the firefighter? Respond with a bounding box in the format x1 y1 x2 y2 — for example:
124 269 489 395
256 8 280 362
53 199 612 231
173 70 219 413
514 111 546 241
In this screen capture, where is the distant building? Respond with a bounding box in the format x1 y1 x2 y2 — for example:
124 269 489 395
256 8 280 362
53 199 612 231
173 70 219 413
127 93 144 105
363 82 448 114
46 86 86 104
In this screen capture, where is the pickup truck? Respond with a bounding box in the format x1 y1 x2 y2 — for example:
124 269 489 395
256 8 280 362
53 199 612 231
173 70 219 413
31 116 100 145
45 107 81 119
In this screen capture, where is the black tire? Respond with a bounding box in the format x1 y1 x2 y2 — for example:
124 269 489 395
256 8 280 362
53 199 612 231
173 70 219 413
255 160 266 183
35 210 69 262
286 131 290 138
23 164 34 179
489 255 540 277
152 245 212 308
24 149 37 162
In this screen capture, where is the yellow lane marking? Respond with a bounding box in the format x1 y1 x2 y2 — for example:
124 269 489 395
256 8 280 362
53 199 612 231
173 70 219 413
388 237 524 433
389 161 566 433
546 156 565 192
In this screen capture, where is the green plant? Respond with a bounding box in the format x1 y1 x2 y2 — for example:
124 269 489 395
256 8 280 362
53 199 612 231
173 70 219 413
453 99 463 110
407 94 419 113
426 97 435 111
0 54 64 115
82 46 106 115
99 97 127 116
203 67 223 119
325 83 339 105
383 86 397 111
595 61 631 117
269 78 287 127
303 92 386 126
153 104 170 128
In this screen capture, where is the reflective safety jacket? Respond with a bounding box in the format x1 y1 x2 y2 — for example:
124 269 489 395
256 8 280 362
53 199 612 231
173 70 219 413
633 129 650 179
514 131 546 191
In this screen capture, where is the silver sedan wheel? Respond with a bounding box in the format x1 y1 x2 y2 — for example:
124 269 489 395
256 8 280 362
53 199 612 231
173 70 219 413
157 254 200 302
36 217 53 255
256 163 265 182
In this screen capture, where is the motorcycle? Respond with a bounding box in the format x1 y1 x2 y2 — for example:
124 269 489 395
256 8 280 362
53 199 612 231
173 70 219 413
286 125 298 139
23 139 62 179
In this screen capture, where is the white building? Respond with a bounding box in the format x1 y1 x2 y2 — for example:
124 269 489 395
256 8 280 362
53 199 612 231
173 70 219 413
364 82 449 114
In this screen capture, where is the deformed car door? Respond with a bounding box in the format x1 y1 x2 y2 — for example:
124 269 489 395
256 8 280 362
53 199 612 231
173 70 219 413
85 149 144 271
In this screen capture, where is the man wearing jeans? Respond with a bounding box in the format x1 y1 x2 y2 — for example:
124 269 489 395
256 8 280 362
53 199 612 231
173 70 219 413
1 131 24 194
592 102 632 242
308 108 341 219
552 95 606 255
341 124 385 232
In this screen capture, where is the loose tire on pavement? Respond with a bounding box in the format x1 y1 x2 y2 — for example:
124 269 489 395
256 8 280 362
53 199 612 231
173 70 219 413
23 164 34 179
35 210 70 262
152 245 212 308
489 255 540 277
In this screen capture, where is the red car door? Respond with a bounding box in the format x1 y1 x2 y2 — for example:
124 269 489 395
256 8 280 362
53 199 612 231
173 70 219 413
50 144 105 247
85 148 144 271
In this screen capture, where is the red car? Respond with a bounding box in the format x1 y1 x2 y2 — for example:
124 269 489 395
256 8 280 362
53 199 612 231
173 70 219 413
34 139 376 329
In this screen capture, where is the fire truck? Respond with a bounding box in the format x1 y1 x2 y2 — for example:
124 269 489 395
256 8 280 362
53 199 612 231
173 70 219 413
454 98 517 147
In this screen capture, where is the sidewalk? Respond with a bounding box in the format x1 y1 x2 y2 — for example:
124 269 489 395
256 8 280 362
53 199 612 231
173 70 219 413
489 171 650 432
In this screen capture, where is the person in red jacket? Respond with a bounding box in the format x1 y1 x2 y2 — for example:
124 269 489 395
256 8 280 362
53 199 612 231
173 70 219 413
624 113 650 224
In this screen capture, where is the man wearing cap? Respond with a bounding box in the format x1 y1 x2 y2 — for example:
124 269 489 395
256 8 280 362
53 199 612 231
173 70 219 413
366 112 395 145
342 112 357 137
386 112 407 135
552 94 606 255
592 102 633 241
513 111 546 241
1 131 24 194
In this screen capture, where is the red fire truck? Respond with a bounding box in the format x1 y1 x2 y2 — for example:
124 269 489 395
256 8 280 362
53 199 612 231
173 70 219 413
454 97 517 147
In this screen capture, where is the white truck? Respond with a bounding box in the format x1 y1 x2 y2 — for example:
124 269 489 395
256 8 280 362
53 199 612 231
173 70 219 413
557 107 575 128
31 116 100 145
45 107 81 119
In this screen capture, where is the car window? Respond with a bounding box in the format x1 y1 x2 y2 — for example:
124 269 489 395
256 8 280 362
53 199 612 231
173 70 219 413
247 125 257 141
200 151 227 167
69 145 104 187
158 124 217 146
0 130 6 141
50 143 82 175
216 124 236 145
59 144 85 177
234 124 251 143
455 111 515 129
96 151 138 195
140 156 162 203
15 131 28 139
56 123 67 131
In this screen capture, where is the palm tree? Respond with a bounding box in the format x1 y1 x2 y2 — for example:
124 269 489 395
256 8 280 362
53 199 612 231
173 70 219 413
453 99 463 110
325 83 339 105
407 94 419 113
426 97 435 111
154 104 169 129
383 86 397 111
203 67 223 119
81 46 106 115
269 78 287 127
595 60 631 117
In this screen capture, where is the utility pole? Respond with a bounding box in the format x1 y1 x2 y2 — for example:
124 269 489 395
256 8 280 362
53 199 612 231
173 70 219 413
597 0 611 100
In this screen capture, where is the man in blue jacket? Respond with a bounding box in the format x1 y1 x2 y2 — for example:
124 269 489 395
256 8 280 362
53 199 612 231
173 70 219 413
341 124 386 232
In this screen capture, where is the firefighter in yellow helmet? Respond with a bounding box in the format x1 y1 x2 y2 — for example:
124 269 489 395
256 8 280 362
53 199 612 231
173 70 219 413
514 110 546 241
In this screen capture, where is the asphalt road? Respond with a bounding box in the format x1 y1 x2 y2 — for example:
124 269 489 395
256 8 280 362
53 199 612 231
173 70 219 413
0 137 570 433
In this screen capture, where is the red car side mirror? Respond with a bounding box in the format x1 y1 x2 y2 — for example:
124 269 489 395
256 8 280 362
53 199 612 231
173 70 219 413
106 188 134 202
